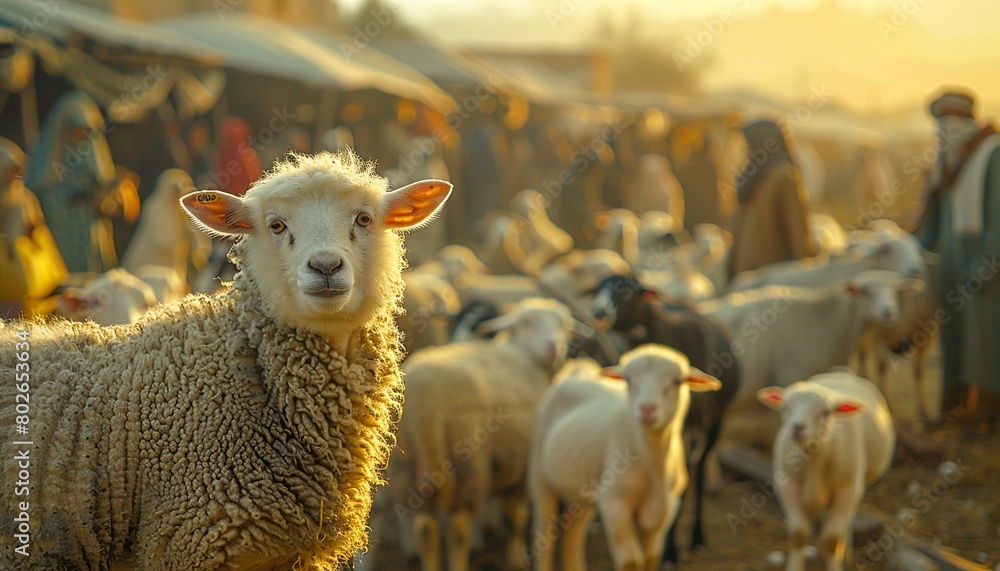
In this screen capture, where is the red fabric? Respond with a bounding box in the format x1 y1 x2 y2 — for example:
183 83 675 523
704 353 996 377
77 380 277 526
217 118 263 197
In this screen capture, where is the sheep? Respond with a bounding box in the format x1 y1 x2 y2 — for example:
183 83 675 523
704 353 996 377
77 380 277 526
120 169 212 287
854 256 942 421
528 345 722 571
387 297 575 571
456 249 630 310
757 371 895 571
589 274 739 562
726 231 925 293
699 270 924 413
56 267 158 325
508 189 575 275
0 150 452 570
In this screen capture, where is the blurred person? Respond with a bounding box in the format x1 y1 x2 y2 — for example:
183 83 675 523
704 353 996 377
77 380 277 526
630 154 685 224
669 122 723 228
0 138 67 317
214 117 263 197
25 91 138 273
726 119 817 278
915 89 1000 423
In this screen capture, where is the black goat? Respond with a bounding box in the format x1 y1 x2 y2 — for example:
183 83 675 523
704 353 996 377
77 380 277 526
591 274 740 563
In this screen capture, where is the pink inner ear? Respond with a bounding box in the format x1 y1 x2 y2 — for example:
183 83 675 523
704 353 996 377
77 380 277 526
601 369 625 379
766 393 782 404
835 402 861 413
688 376 708 385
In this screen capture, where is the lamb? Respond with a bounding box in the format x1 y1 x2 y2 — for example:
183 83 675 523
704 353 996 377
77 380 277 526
528 345 722 571
388 297 574 571
0 150 452 570
589 274 739 562
726 231 925 292
56 267 158 325
699 270 923 412
400 270 461 352
757 371 895 571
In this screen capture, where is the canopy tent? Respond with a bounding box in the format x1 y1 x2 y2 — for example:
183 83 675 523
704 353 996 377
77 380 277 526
0 0 220 64
0 1 225 126
369 36 511 92
477 54 591 107
161 14 455 114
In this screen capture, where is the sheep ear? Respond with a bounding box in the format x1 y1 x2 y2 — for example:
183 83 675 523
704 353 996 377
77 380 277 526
757 387 785 409
832 399 869 416
476 311 519 335
686 367 722 392
844 280 866 296
382 179 453 231
59 288 86 314
180 191 253 238
600 366 625 380
898 278 925 294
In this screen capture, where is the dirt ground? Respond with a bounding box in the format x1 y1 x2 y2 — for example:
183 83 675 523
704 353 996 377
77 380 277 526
363 342 1000 570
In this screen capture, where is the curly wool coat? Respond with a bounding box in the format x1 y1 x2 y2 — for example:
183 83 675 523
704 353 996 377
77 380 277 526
0 249 404 570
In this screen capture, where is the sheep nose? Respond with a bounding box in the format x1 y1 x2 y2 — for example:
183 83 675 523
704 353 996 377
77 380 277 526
308 255 344 276
640 403 656 420
882 309 895 320
792 423 805 439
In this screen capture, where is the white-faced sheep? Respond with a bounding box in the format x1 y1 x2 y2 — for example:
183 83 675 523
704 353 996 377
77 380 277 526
727 231 925 293
0 150 452 570
699 270 924 412
757 371 895 571
387 297 574 571
528 345 722 571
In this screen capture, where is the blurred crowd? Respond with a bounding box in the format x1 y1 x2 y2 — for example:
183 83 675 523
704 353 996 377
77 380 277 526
1 82 998 422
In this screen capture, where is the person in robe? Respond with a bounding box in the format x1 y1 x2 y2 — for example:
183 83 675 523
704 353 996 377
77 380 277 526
25 91 137 273
726 119 817 278
915 89 1000 424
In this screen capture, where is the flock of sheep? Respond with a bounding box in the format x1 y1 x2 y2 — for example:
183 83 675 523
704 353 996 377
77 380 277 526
0 150 934 571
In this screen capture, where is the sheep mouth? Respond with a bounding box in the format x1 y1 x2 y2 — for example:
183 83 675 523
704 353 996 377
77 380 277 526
302 287 350 298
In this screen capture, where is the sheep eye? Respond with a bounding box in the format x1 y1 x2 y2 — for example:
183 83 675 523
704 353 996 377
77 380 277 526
355 212 373 227
269 220 286 234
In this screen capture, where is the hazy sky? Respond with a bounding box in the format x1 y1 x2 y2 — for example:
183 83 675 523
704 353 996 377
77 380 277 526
341 0 1000 117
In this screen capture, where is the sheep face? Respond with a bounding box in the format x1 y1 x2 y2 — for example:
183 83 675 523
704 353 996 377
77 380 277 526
477 298 574 369
602 345 722 431
878 235 925 278
181 151 452 340
844 270 923 326
58 269 157 325
757 383 868 445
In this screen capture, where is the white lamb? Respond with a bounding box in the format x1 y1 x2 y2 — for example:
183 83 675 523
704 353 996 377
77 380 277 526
727 231 925 293
389 297 575 571
56 267 158 325
757 371 895 571
698 270 923 412
528 345 722 571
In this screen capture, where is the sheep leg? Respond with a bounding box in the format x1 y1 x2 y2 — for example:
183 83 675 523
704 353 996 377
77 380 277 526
690 414 723 550
529 481 559 571
819 488 861 571
640 519 670 571
412 512 442 571
559 504 596 571
445 510 473 571
780 496 810 571
599 498 644 571
502 493 531 570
